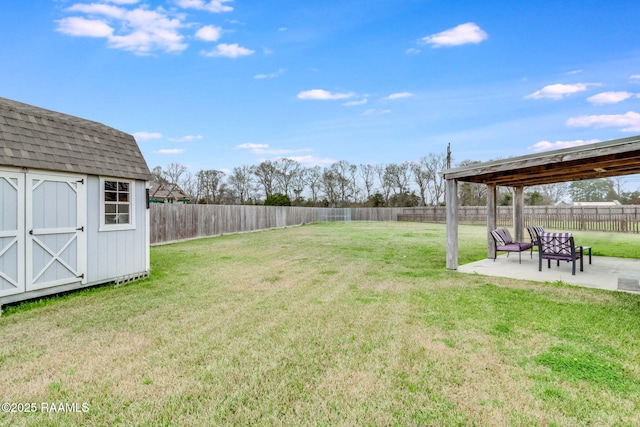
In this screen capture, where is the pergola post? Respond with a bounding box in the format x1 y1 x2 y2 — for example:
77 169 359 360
513 186 525 242
487 184 497 259
446 178 458 270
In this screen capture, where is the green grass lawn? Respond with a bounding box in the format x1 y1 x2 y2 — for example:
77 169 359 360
1 222 639 426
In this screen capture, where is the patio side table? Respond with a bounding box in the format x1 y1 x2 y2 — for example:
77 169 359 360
580 246 592 264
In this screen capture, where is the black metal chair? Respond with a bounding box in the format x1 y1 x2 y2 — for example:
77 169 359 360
490 228 534 264
537 232 583 275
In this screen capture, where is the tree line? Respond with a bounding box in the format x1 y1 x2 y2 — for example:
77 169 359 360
153 154 640 207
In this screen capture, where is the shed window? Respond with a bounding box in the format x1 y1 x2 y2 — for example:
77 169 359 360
100 178 135 231
105 180 130 224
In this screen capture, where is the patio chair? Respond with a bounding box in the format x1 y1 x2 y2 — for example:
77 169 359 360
537 232 583 275
527 225 545 247
490 228 534 264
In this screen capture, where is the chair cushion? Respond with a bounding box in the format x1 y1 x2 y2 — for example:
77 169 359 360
491 228 513 245
496 242 534 252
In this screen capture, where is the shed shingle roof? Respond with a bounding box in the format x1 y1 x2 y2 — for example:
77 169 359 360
0 97 152 181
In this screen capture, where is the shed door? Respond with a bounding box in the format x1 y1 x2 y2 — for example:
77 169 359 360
0 171 24 297
26 173 87 291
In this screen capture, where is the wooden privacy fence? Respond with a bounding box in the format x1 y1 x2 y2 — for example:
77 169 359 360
150 204 640 245
398 206 640 233
150 204 405 244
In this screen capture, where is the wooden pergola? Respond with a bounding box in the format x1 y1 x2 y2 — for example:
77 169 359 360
440 134 640 270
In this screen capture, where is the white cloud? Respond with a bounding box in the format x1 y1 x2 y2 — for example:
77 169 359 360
362 109 391 116
528 139 600 152
631 75 640 81
567 111 640 132
566 69 583 75
587 91 635 105
385 92 414 100
57 4 187 54
254 69 285 79
170 135 203 142
133 131 163 141
176 0 233 13
237 143 269 153
297 89 355 100
195 25 222 42
419 22 488 48
56 17 114 37
57 0 240 55
201 43 254 57
156 148 184 154
343 99 368 106
406 47 420 55
67 3 126 18
525 83 599 100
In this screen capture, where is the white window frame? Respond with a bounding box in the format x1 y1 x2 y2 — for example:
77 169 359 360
99 177 136 231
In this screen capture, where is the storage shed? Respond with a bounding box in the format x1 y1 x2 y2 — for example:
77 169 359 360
0 97 152 306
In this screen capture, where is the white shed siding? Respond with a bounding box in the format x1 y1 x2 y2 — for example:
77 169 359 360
85 177 148 284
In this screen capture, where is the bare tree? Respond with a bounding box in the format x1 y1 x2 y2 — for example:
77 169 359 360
163 162 188 185
151 165 166 184
290 167 308 205
375 164 392 205
252 160 278 199
456 160 486 205
530 182 569 204
331 160 357 205
612 177 627 198
196 169 226 204
359 164 377 203
424 153 447 205
227 165 255 204
321 167 339 206
180 171 197 202
383 162 412 197
305 166 323 205
274 158 302 199
325 160 358 206
411 159 431 206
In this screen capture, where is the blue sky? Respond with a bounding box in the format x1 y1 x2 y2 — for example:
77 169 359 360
3 0 640 184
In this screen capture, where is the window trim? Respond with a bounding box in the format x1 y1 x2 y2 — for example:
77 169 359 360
99 177 136 231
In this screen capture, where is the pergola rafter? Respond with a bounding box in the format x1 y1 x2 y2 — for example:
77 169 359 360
440 135 640 269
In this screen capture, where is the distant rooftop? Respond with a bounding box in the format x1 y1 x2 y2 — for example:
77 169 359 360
571 201 622 206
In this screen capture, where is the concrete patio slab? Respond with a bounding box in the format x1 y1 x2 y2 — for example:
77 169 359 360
457 253 640 294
